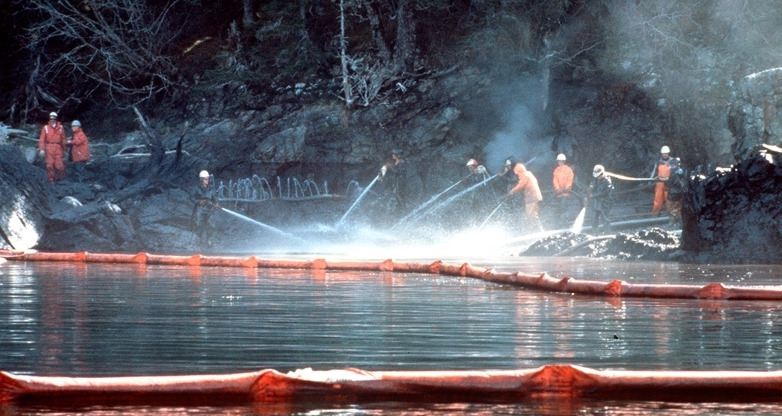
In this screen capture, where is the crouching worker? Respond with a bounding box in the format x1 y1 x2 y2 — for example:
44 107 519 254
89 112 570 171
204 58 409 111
191 170 220 247
586 164 614 236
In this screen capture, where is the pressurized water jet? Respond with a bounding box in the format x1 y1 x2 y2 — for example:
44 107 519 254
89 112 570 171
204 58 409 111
391 178 465 229
337 175 379 226
403 174 498 226
571 207 586 234
478 197 506 230
220 207 302 242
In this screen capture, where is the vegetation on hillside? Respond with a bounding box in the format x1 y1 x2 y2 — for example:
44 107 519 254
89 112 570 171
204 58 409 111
1 0 595 123
3 0 782 169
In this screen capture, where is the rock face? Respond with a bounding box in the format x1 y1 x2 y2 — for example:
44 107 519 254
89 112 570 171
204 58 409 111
0 146 49 250
728 68 782 161
4 60 780 259
40 200 142 253
682 148 782 263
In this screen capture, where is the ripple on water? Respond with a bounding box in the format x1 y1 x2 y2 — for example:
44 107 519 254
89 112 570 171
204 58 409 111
2 260 782 414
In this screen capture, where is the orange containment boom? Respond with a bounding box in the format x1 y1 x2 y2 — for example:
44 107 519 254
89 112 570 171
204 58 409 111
5 251 782 301
4 365 782 405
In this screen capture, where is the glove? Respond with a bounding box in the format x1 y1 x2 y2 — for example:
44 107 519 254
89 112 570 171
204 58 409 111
38 150 45 158
380 165 387 178
476 165 487 175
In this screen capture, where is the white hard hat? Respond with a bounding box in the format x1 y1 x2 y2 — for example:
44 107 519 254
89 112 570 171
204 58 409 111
49 112 58 118
71 120 81 127
556 153 566 161
466 158 478 167
593 164 605 178
661 145 670 154
199 170 210 178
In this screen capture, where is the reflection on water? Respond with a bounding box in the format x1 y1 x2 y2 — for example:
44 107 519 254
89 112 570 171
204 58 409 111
2 259 782 414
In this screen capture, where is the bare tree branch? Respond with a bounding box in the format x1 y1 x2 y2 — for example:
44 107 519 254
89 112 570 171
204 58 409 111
18 0 185 116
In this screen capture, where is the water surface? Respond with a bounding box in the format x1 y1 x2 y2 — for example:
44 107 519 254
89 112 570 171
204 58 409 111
2 258 782 414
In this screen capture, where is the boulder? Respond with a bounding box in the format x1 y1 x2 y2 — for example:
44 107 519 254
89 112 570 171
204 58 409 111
138 224 199 253
0 146 49 250
682 147 782 263
40 200 143 252
728 68 782 161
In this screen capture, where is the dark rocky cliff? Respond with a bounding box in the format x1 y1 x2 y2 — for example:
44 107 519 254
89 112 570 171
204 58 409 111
2 1 782 261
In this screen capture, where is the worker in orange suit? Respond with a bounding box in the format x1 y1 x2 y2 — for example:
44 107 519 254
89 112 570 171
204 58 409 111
552 153 575 226
38 111 67 183
506 160 543 233
66 120 91 179
651 145 672 216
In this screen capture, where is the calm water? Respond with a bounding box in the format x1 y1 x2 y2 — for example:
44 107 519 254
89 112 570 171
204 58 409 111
2 257 782 415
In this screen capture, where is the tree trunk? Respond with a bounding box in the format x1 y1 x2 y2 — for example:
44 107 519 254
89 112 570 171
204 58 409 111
339 0 353 106
393 0 415 72
242 0 253 28
363 0 391 64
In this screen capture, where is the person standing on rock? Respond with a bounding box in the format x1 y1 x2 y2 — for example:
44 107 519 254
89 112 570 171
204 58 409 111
66 120 91 180
38 112 67 183
191 170 220 247
651 145 672 216
665 157 687 227
552 153 575 227
506 160 544 233
586 164 614 236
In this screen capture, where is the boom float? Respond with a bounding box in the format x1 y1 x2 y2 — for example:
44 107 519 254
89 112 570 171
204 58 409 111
2 250 782 301
3 251 782 405
4 365 782 404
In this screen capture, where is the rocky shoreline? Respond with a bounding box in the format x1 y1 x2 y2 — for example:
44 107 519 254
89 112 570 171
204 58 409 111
0 137 779 263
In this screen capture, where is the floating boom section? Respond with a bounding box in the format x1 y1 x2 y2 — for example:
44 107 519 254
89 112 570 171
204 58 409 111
0 371 264 404
3 251 782 301
5 366 782 404
5 251 782 405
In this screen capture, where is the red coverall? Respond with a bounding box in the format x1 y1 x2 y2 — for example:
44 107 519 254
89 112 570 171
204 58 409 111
69 128 91 163
552 164 574 197
652 159 671 216
39 121 67 182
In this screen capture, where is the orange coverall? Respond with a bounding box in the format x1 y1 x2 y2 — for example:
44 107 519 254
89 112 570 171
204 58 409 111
508 163 543 232
552 164 574 197
39 121 67 182
652 159 671 216
69 128 91 163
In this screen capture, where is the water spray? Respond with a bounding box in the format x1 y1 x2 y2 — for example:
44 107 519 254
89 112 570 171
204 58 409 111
391 178 465 229
404 174 498 226
337 175 379 226
478 196 507 230
571 207 587 234
220 207 302 242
